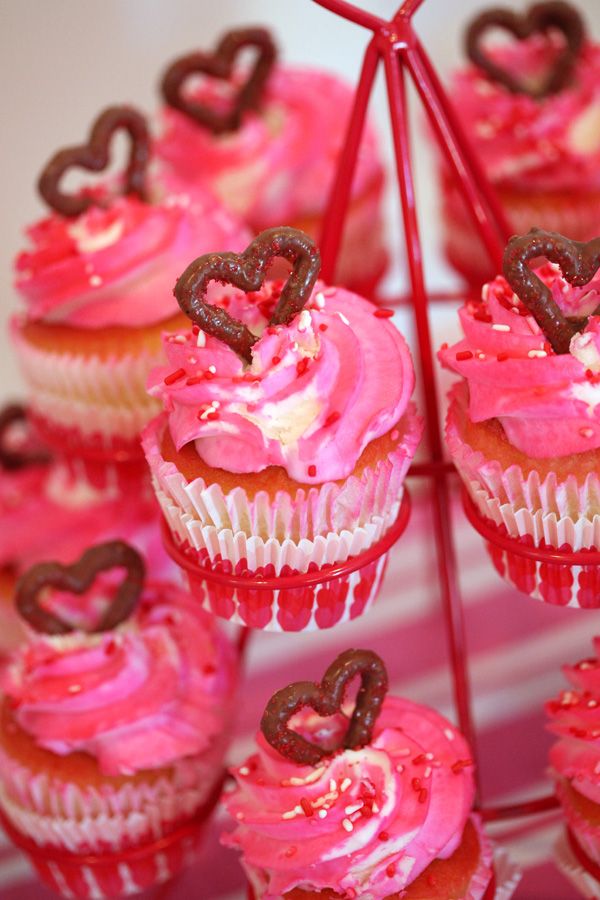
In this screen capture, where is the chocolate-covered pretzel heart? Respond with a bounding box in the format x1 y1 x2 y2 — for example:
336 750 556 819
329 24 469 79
161 27 277 135
38 105 151 218
174 226 321 362
465 2 585 98
503 229 600 354
0 404 50 472
260 649 388 766
16 540 145 636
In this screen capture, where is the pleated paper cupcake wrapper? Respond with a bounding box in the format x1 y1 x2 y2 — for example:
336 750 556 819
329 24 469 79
0 800 210 900
13 323 162 444
556 779 600 866
143 408 420 545
447 394 600 607
555 830 600 898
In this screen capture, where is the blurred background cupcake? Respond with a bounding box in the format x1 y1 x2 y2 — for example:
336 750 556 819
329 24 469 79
156 26 388 299
440 0 600 289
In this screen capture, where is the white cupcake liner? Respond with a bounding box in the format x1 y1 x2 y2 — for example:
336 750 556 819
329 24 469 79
13 325 162 441
556 779 600 866
555 830 600 898
447 388 600 607
491 849 522 900
143 407 421 546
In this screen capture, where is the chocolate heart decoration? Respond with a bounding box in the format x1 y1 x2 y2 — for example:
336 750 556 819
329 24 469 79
174 226 321 363
465 1 585 98
161 27 277 135
503 228 600 354
16 540 145 636
0 404 50 472
37 105 151 218
260 649 388 766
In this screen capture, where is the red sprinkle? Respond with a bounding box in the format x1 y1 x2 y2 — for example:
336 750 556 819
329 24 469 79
319 323 328 332
271 356 281 366
496 352 509 362
104 639 117 655
204 370 215 380
451 758 474 774
386 864 396 878
440 342 448 351
374 308 395 318
186 376 204 386
412 754 428 765
378 831 389 842
411 777 421 792
296 358 309 376
258 300 274 318
325 411 341 427
455 350 473 361
164 368 186 385
418 788 428 804
300 797 313 817
307 465 317 478
427 874 437 888
266 326 278 336
192 325 200 335
284 846 297 858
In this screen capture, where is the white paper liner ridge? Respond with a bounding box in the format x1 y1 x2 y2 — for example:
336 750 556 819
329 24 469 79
556 830 600 898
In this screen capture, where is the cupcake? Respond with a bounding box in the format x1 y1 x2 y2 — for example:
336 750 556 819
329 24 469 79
12 104 249 465
222 648 501 899
0 540 238 897
439 227 600 606
441 1 600 288
156 27 388 298
546 638 600 886
143 226 421 630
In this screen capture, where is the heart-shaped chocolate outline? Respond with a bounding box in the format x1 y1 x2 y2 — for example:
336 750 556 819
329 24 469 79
503 228 600 354
16 540 145 636
260 649 388 766
161 27 277 135
37 105 150 218
174 226 321 362
465 1 585 99
0 404 50 472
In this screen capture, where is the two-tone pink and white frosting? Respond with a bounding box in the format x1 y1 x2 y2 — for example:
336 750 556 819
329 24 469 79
148 282 417 484
451 37 600 191
156 67 384 228
546 638 600 805
439 264 600 457
222 696 488 899
14 187 248 329
1 583 237 777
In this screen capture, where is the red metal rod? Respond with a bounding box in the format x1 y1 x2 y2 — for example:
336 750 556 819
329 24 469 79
408 459 456 477
311 0 385 32
479 793 559 822
382 44 478 771
318 36 380 282
406 40 511 272
394 0 426 19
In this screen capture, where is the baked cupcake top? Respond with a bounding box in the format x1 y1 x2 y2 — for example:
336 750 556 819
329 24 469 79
439 229 600 458
222 649 481 899
2 541 237 776
157 28 383 227
148 227 416 484
546 638 600 805
14 105 248 329
450 3 600 190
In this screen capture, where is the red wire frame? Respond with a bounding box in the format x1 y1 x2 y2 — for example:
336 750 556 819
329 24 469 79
313 0 558 822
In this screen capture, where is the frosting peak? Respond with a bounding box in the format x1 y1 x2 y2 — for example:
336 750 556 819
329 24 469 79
2 583 237 776
149 281 415 483
439 263 600 457
222 696 477 899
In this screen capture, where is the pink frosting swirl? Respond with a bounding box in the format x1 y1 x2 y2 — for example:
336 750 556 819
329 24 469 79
156 67 384 228
222 696 477 899
1 583 237 776
148 282 415 484
14 185 249 328
438 264 600 457
450 37 600 191
546 638 600 805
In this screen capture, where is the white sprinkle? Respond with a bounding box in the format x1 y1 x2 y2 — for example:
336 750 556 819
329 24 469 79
292 341 299 352
372 803 379 813
589 700 598 708
444 728 455 741
477 352 485 360
581 427 595 438
318 809 328 819
188 357 197 365
288 777 307 786
336 311 350 326
212 400 220 408
397 748 411 757
197 330 206 348
528 349 548 358
396 764 405 774
208 365 217 374
236 812 244 820
239 766 250 776
491 323 511 332
329 779 337 793
342 818 354 832
90 275 102 287
282 810 297 820
482 284 490 301
323 287 336 297
340 778 352 793
424 767 432 778
68 684 82 693
298 310 312 332
314 292 325 309
345 803 362 816
173 334 186 344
